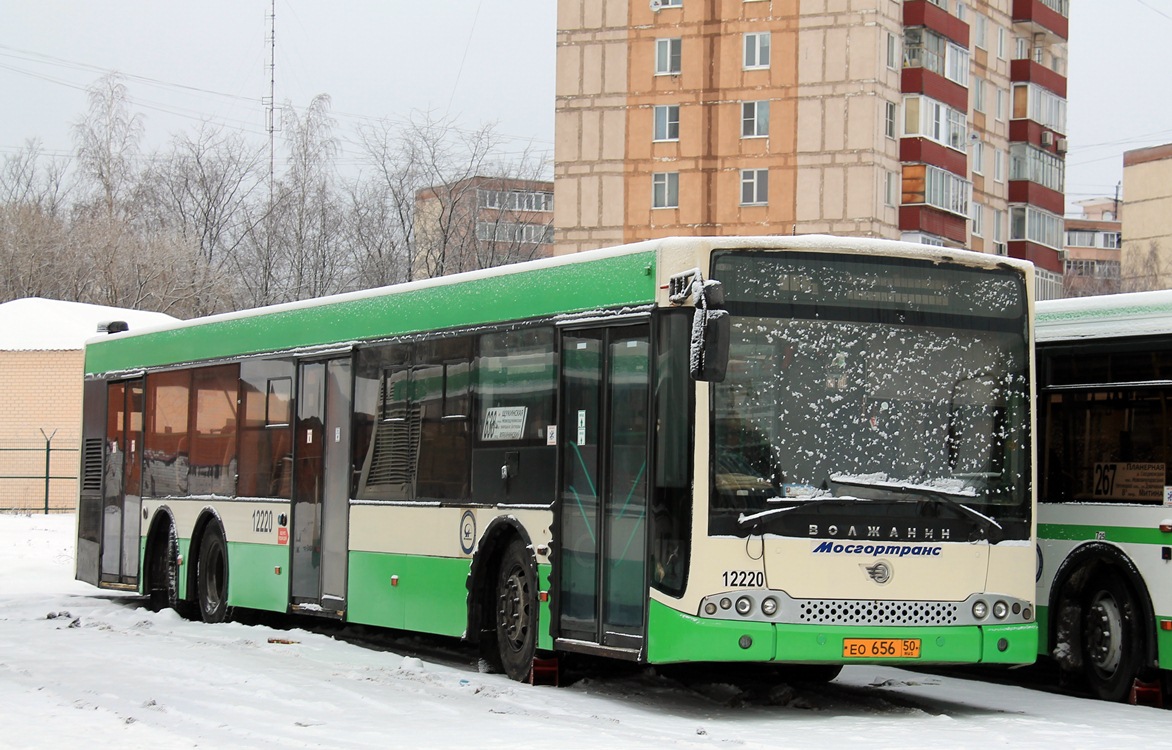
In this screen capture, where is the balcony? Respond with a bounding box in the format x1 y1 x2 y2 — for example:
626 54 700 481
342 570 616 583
1010 58 1066 98
1012 0 1068 40
903 0 970 47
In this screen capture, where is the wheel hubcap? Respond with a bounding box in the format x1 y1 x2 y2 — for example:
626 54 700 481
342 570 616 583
499 565 530 651
1086 591 1123 674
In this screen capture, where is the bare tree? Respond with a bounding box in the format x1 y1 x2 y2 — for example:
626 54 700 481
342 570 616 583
72 73 144 218
0 139 71 216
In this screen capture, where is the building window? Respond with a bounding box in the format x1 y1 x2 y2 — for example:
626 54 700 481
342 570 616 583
740 168 769 205
656 38 682 75
997 27 1006 60
653 104 680 141
1065 230 1121 249
903 95 967 151
994 149 1004 183
885 170 899 207
476 221 554 245
1012 82 1068 133
741 101 769 138
1010 205 1063 250
972 140 985 175
994 208 1005 243
653 172 679 208
996 89 1005 121
904 27 969 87
972 202 984 237
478 189 553 212
974 15 988 50
973 76 986 114
1009 143 1065 192
744 32 771 69
884 101 897 139
659 0 682 5
886 32 899 70
902 163 971 218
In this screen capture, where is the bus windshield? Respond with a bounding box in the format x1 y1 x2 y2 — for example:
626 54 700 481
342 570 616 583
709 251 1031 541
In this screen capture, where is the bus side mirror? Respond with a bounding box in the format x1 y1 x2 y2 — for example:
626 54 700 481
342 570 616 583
690 277 729 381
690 308 729 382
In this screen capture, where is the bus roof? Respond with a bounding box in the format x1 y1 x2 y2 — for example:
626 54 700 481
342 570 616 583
1036 289 1172 343
83 235 1030 376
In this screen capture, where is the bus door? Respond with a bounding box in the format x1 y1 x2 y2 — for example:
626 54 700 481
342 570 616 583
100 378 144 588
291 357 352 616
557 323 651 652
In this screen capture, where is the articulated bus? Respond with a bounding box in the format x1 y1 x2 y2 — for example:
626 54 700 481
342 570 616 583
1036 290 1172 702
76 236 1037 682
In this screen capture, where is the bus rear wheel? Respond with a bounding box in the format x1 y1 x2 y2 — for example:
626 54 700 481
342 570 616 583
494 539 538 681
1081 572 1144 702
197 525 232 624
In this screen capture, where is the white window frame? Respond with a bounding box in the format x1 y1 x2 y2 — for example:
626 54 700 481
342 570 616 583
887 32 899 70
652 172 679 209
1009 142 1065 192
885 170 899 208
972 76 986 114
994 148 1004 183
660 0 682 5
997 27 1006 60
972 140 985 175
921 164 972 218
740 168 769 205
1010 204 1063 250
656 38 682 75
974 15 988 50
903 95 968 152
741 100 769 138
744 32 771 70
996 89 1005 121
1013 82 1068 133
972 202 984 237
884 101 897 140
653 104 680 142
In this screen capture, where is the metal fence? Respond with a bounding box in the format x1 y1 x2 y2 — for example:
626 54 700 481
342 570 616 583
0 432 77 514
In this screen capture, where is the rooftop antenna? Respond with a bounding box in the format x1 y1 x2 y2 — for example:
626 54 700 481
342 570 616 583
265 0 276 201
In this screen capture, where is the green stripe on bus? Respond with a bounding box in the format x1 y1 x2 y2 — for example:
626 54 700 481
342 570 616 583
347 551 471 636
85 251 658 374
646 600 1037 665
1038 523 1170 546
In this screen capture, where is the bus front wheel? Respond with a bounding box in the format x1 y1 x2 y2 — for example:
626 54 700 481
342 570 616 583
1081 572 1144 702
494 538 538 681
197 525 232 624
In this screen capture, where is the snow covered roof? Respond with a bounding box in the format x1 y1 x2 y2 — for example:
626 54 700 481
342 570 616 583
0 298 177 351
1036 290 1172 343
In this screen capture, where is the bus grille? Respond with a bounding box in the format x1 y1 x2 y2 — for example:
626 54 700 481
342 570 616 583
794 599 959 626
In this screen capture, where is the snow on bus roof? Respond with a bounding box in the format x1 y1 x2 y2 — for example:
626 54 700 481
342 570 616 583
1036 289 1172 342
82 235 1030 348
0 298 177 351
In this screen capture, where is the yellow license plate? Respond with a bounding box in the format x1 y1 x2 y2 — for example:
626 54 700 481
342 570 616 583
842 638 921 659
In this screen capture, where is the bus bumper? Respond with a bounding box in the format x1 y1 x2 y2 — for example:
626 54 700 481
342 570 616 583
647 599 1038 665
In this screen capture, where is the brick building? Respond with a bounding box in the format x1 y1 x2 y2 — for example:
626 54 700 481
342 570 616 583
0 299 174 511
554 0 1069 299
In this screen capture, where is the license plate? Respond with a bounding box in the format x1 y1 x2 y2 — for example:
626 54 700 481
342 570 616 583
842 638 921 659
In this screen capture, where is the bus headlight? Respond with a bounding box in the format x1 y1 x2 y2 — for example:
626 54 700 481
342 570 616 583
761 597 779 617
735 596 753 616
972 600 989 620
993 601 1009 620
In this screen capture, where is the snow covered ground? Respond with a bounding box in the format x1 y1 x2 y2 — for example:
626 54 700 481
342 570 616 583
3 513 1171 749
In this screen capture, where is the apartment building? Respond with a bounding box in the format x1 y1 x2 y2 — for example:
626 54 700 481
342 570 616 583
413 176 555 280
1062 197 1121 297
555 0 1069 299
1121 143 1172 292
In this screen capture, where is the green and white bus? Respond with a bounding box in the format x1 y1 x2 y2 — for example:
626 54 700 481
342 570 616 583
76 235 1037 681
1036 289 1172 702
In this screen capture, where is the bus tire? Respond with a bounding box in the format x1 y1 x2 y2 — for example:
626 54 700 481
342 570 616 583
148 520 194 618
196 524 232 624
1081 571 1144 702
494 538 538 681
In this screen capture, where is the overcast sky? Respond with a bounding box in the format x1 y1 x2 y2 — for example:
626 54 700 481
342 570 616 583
1 2 1168 215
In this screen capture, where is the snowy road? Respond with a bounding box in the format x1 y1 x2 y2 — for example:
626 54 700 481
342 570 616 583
2 513 1168 749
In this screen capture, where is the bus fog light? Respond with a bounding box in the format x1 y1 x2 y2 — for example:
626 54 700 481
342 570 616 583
720 597 732 610
761 597 779 616
1022 607 1033 621
735 596 753 616
972 600 988 620
704 602 717 616
993 601 1009 620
